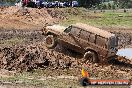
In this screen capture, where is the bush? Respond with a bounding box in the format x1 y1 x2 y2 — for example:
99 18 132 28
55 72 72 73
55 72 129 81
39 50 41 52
108 3 111 9
112 4 116 10
95 1 117 10
127 1 132 8
102 4 107 9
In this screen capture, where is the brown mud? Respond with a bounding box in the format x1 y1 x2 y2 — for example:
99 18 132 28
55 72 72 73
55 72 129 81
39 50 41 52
0 6 131 82
0 29 131 80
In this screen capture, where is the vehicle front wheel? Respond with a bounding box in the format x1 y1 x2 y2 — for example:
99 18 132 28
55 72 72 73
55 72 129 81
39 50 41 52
45 35 57 49
84 51 98 63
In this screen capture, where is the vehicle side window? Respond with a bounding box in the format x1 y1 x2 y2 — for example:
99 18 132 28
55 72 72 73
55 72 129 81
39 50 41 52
70 27 81 37
96 35 107 48
89 33 95 43
80 30 90 41
64 26 71 33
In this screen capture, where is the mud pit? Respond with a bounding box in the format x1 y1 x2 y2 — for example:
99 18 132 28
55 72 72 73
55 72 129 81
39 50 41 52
0 29 131 80
0 29 80 71
0 7 132 84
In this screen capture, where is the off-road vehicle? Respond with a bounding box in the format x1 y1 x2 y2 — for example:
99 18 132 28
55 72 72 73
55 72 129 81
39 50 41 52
42 23 118 63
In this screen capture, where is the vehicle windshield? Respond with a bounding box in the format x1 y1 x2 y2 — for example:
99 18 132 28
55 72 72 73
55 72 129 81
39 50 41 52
64 26 71 33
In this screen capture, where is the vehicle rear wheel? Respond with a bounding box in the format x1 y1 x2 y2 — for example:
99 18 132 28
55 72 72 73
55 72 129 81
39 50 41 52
45 35 57 49
84 51 98 63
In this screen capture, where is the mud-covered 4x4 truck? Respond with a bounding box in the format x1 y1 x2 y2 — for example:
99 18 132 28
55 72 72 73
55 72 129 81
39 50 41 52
42 23 118 63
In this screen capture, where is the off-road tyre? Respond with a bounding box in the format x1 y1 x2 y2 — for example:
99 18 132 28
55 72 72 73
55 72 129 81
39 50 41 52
45 35 57 49
84 51 98 63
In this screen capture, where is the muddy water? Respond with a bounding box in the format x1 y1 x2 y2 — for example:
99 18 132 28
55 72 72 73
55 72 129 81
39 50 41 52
117 48 132 59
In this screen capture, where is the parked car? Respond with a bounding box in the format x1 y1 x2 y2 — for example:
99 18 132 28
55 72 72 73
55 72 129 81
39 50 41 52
21 0 79 8
72 1 79 7
54 1 59 7
63 1 70 7
59 2 65 7
42 1 48 7
47 2 56 8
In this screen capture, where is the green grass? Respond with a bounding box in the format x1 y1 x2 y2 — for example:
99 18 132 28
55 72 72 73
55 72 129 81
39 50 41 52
0 74 129 88
59 8 132 28
0 69 129 88
0 70 80 88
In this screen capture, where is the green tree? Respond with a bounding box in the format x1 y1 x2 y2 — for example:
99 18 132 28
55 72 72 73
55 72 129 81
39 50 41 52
108 3 111 9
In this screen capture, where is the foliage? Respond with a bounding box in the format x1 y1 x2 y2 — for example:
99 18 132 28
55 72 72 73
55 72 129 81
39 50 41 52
113 0 132 8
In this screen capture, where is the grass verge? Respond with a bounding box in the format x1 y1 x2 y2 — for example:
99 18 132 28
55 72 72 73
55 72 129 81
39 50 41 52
59 8 132 28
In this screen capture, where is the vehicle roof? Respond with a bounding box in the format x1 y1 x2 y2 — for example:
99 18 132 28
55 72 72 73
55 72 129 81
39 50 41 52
46 25 66 33
72 23 115 38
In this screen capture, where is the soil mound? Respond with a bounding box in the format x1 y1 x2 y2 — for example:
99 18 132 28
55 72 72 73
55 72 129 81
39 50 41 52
0 6 56 29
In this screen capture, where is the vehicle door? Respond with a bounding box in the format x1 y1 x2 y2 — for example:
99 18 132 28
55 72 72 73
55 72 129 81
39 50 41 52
78 30 95 49
60 26 81 48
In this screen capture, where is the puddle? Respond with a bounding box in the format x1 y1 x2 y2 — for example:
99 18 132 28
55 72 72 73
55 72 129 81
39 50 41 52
117 48 132 59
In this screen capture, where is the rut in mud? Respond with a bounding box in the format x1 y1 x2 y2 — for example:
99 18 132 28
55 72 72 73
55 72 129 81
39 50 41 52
0 29 80 71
